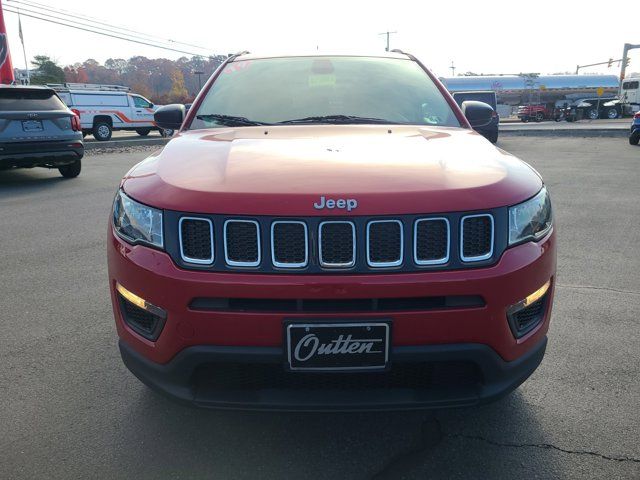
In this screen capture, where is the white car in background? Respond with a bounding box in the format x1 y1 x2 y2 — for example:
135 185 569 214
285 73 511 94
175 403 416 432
49 83 172 141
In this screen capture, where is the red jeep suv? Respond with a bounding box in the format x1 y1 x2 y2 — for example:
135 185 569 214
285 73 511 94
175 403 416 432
108 52 555 411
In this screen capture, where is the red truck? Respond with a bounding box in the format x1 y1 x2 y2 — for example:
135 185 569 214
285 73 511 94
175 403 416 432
517 104 553 122
108 52 556 410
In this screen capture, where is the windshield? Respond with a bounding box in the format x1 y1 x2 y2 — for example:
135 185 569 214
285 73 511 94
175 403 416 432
0 88 67 111
190 56 461 128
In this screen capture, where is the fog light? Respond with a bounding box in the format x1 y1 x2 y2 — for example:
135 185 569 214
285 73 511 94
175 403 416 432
116 283 167 340
116 283 163 316
507 280 551 338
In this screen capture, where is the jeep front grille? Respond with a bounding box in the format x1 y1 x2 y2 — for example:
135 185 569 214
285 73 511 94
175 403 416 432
172 211 501 273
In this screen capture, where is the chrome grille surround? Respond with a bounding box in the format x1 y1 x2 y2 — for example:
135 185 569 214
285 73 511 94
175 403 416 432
178 217 214 265
460 214 494 262
224 219 261 267
366 219 403 268
270 221 309 268
318 221 356 268
413 217 450 265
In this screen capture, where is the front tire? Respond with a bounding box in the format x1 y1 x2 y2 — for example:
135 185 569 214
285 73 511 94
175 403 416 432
93 122 112 141
487 130 499 144
58 160 81 178
586 108 599 120
629 132 640 145
605 107 618 119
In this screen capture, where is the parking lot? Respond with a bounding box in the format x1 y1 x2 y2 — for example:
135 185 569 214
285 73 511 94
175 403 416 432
0 136 639 479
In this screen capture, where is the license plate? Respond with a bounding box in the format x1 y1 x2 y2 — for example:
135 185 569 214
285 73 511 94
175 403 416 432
286 321 390 371
22 120 43 132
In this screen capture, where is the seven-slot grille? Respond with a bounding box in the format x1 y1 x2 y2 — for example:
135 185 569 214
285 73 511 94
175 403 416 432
176 213 496 271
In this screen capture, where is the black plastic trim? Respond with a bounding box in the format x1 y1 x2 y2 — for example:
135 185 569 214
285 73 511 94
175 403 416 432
118 336 547 411
189 295 485 313
118 294 167 341
163 208 509 274
507 291 550 339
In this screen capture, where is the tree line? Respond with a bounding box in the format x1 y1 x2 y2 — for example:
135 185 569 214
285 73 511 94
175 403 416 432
28 55 228 104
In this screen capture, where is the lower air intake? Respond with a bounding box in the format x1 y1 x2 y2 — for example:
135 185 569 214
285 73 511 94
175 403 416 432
118 295 165 341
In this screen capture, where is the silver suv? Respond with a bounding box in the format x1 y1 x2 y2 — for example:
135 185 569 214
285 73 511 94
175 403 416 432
0 85 84 178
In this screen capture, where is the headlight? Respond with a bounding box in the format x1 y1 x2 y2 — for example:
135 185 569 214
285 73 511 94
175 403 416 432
112 190 163 248
509 187 552 246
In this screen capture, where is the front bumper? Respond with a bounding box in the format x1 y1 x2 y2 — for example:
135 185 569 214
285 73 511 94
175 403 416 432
119 336 547 411
0 140 84 169
108 227 556 409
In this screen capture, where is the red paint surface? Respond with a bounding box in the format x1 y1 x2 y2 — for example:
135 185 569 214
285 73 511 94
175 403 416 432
123 126 542 216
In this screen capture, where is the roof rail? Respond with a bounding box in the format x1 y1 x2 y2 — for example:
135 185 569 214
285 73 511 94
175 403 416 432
46 83 131 92
227 50 250 61
390 49 416 60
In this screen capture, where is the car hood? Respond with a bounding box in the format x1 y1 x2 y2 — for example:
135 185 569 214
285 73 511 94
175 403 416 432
123 125 542 216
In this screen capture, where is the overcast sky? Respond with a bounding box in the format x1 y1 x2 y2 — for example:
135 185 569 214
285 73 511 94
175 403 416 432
2 0 636 78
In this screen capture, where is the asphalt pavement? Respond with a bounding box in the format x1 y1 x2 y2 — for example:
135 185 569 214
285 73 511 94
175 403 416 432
0 137 639 479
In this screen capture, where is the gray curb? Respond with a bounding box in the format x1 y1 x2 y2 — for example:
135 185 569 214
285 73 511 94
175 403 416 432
84 138 170 151
500 128 627 138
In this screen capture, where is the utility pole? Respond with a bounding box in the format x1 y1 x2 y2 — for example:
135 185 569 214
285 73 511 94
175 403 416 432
620 43 640 84
18 9 29 84
450 61 456 76
378 31 397 52
193 70 204 91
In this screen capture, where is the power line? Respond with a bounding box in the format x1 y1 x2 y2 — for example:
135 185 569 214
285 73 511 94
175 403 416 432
8 3 194 52
3 7 216 57
6 0 215 54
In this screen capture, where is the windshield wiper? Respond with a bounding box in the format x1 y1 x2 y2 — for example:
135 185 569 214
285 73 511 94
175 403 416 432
196 114 271 126
277 115 400 125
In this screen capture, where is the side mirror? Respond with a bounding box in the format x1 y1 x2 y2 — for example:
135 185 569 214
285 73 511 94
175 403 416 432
461 100 494 128
154 104 185 131
148 103 154 109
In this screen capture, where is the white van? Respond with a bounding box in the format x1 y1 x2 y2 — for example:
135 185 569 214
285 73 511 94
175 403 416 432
48 83 170 141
